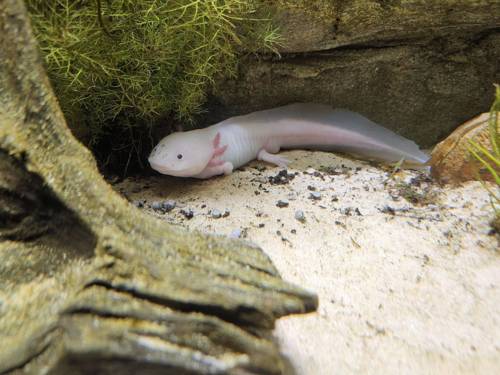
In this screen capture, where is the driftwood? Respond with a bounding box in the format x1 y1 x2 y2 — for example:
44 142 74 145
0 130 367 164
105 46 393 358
0 1 317 374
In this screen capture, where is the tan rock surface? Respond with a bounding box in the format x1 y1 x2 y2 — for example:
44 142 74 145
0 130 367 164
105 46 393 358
116 150 500 375
430 113 498 184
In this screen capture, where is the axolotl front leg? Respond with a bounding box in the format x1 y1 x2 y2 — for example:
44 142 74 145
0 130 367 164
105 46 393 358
193 132 233 179
193 161 233 179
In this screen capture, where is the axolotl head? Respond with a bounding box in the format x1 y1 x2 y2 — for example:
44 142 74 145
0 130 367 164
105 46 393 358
148 130 213 177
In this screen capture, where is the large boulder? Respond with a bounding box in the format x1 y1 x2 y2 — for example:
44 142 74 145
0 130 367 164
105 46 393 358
207 0 500 147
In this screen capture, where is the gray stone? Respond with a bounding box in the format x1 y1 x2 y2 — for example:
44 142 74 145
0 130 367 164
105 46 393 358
210 208 222 218
277 199 290 208
229 228 242 238
162 200 176 212
295 210 306 223
206 0 500 148
309 191 322 200
151 201 163 211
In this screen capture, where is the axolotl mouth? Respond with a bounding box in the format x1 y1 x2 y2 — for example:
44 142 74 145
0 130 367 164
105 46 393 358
148 158 206 177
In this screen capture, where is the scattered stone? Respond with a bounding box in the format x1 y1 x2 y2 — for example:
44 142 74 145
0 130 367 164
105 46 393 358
132 200 145 208
151 201 163 211
258 223 265 228
380 205 396 215
210 209 222 219
307 185 316 191
295 210 306 223
222 209 230 217
335 221 347 229
229 229 242 238
151 200 176 212
180 208 194 219
291 229 297 234
342 207 362 216
276 199 289 208
162 200 176 212
269 169 296 185
309 191 322 200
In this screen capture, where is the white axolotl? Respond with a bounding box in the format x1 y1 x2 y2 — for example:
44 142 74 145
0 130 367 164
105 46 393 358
148 103 429 179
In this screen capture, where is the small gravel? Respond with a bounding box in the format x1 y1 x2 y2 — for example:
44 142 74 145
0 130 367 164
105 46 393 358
276 199 290 208
132 200 145 208
295 210 306 222
210 209 222 219
162 200 176 212
151 200 176 212
269 169 296 185
309 191 322 200
229 229 242 238
180 208 194 219
151 201 163 210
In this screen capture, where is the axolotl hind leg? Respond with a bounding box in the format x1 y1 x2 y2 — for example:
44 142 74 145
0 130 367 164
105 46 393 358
257 149 290 168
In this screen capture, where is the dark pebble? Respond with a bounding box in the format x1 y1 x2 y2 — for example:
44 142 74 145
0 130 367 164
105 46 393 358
269 169 295 185
162 200 176 212
276 199 289 208
133 200 145 208
309 191 322 200
180 208 194 219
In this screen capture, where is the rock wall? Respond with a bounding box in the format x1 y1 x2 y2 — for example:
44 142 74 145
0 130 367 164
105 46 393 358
208 0 500 147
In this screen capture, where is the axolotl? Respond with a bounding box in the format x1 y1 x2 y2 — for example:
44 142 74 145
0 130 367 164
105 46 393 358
148 103 429 179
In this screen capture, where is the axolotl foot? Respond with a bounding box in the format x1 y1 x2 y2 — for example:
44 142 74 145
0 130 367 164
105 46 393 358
193 161 234 179
257 149 290 168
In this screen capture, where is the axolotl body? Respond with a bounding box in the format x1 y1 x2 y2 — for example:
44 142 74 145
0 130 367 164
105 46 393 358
148 103 429 179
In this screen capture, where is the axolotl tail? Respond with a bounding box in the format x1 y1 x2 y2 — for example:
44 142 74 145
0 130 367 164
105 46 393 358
269 104 429 165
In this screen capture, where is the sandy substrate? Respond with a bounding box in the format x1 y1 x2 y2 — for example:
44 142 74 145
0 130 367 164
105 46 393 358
114 150 499 375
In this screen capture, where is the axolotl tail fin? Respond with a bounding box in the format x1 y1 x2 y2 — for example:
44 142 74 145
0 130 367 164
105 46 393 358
326 109 430 165
276 104 430 165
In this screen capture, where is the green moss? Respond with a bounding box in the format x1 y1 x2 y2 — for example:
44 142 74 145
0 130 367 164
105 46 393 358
26 0 279 147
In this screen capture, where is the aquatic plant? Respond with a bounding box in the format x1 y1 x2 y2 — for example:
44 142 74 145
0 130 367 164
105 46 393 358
26 0 279 147
468 84 500 231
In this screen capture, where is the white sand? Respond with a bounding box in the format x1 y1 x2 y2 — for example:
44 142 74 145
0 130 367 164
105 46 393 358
115 150 499 375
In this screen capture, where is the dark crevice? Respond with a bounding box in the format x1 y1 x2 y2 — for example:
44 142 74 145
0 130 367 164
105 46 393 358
253 26 500 62
83 279 274 330
0 151 97 284
0 327 57 375
0 343 51 375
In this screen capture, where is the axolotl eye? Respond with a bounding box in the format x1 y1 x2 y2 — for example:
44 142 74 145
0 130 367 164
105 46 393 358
177 154 183 160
